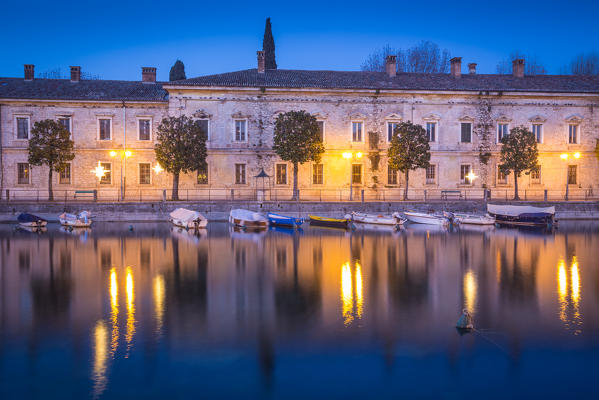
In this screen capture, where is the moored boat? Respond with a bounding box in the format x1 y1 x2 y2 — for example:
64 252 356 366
267 212 304 227
487 204 556 227
403 211 449 226
452 213 495 225
229 209 268 229
170 208 208 229
59 211 93 227
350 211 405 226
17 213 47 228
309 215 352 229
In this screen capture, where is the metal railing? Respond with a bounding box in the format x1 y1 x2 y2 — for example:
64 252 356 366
2 187 597 202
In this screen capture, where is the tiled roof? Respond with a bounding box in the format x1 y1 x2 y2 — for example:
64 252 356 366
166 69 599 94
0 77 168 102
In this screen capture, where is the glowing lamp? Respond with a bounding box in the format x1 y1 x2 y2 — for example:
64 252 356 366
574 152 580 159
125 150 132 158
356 152 363 159
342 152 352 159
91 162 106 180
153 164 163 174
466 171 478 182
109 150 117 157
560 153 568 160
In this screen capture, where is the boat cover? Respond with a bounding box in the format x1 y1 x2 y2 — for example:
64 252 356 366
170 208 203 223
230 209 267 222
487 204 555 217
17 213 46 223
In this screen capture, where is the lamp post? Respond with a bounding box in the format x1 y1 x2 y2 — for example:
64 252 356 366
560 152 580 201
342 151 363 201
110 150 132 201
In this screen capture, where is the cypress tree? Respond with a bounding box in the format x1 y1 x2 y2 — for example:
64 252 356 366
263 18 277 70
169 60 186 81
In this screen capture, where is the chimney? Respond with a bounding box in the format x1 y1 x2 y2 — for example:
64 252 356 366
385 55 397 77
142 67 156 83
468 63 477 75
512 59 524 78
450 57 462 78
257 51 265 74
24 64 34 81
70 66 81 82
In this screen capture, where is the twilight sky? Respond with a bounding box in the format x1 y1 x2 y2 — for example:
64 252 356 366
1 0 597 81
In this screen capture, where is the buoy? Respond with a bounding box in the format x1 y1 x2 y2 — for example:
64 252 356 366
456 309 474 331
129 225 134 231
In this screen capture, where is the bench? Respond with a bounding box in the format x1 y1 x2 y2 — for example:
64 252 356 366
74 190 97 201
441 190 462 200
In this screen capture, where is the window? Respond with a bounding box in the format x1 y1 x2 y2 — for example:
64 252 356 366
316 121 325 142
100 163 111 184
312 163 323 185
460 164 472 184
567 165 577 185
197 119 209 140
568 124 578 144
426 165 436 184
497 123 509 143
387 165 398 185
59 163 71 184
531 167 541 184
351 164 362 184
17 163 29 184
234 120 247 141
58 116 71 136
352 121 363 142
532 124 543 143
138 119 151 141
387 121 400 142
98 118 111 140
235 164 246 184
139 163 151 185
16 116 30 139
460 123 472 143
426 122 436 142
197 164 208 184
276 164 287 185
497 169 508 185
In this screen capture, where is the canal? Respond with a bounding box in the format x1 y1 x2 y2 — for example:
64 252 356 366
0 221 598 399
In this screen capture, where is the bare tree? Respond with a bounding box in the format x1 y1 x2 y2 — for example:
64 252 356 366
496 51 547 75
564 52 599 75
361 41 450 73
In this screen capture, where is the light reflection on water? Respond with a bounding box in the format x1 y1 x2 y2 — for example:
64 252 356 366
1 221 598 398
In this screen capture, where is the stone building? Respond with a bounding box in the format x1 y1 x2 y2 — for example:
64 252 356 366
1 53 598 201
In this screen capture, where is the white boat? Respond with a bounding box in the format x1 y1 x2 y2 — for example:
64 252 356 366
229 209 268 229
452 213 495 225
403 211 449 226
350 211 405 226
170 208 208 229
59 211 93 227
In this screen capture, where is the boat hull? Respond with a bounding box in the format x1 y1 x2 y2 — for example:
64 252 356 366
267 213 304 227
453 213 495 225
229 209 268 229
351 212 401 225
404 212 448 226
487 204 556 227
309 215 351 229
60 219 93 228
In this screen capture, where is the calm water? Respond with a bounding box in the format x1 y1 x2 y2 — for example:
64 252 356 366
0 221 598 399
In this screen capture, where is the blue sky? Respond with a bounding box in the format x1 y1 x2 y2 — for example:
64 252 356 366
1 0 597 80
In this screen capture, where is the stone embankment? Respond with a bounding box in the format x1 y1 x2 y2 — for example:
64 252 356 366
0 200 598 222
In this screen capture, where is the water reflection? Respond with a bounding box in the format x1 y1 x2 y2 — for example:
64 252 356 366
125 266 135 354
154 274 165 336
557 256 583 335
109 268 119 356
92 320 108 398
463 270 477 314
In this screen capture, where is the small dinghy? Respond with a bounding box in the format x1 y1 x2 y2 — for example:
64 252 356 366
170 208 208 229
229 209 268 229
309 215 352 229
350 211 405 226
59 211 92 228
267 213 304 227
452 213 495 225
17 213 47 228
403 211 449 226
456 309 474 332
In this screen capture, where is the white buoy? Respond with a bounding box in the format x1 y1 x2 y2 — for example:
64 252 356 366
456 309 474 331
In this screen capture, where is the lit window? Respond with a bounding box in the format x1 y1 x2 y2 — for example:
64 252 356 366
460 164 472 184
139 163 151 185
568 124 578 144
100 163 112 184
497 168 508 185
276 164 287 185
531 167 541 184
460 122 472 143
98 119 111 140
316 121 325 142
17 163 29 184
351 164 362 184
352 122 363 142
234 120 247 141
138 119 151 141
532 124 542 143
312 163 323 185
387 122 400 142
387 165 398 185
497 123 509 142
567 165 577 185
197 164 208 184
16 117 29 139
426 165 436 184
235 164 246 184
59 163 71 184
426 122 436 142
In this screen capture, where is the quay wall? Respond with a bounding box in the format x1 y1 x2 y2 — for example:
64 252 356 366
0 200 598 222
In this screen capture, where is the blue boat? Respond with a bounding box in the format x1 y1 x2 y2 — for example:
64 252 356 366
17 213 48 227
267 213 304 227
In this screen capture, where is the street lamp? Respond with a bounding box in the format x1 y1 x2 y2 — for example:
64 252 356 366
91 162 107 180
342 151 363 201
110 150 133 200
466 171 478 184
560 152 581 201
153 164 163 174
